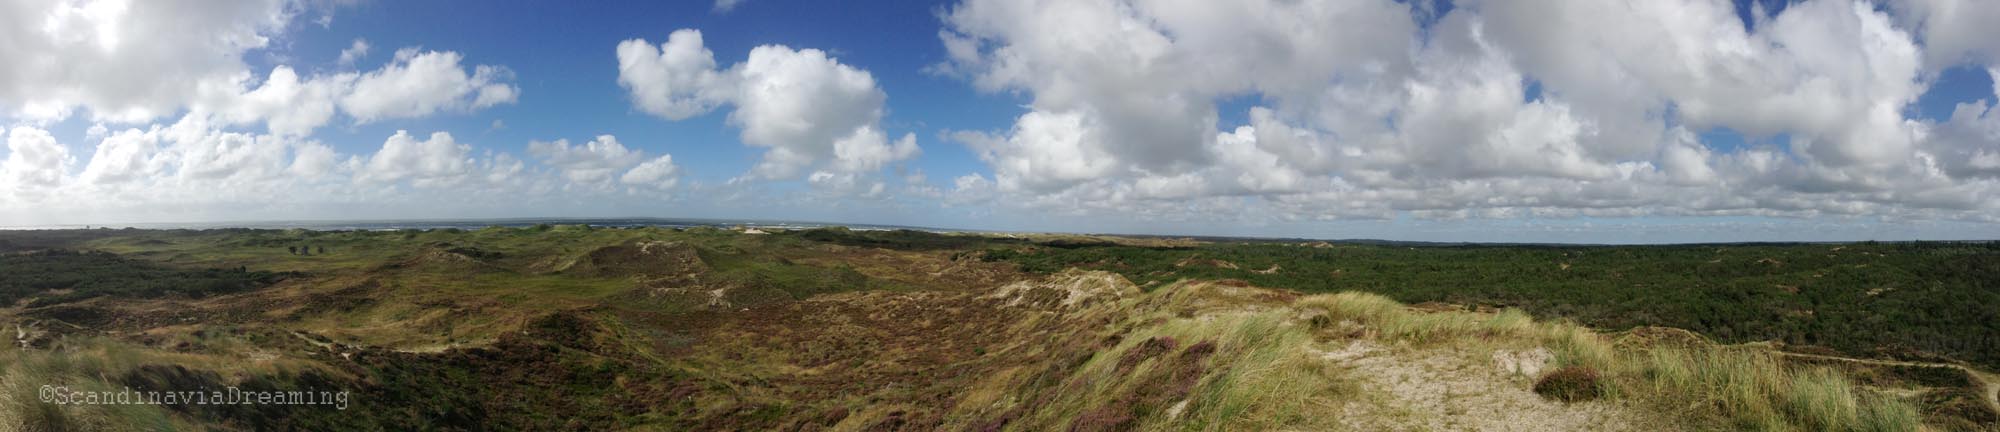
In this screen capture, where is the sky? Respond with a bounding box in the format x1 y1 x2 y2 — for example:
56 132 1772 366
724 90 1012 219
2 0 2000 243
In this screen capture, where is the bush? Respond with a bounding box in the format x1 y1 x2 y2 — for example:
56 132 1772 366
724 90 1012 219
1534 366 1603 402
0 250 293 307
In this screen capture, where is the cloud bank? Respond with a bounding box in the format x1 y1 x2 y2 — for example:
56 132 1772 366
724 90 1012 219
926 0 2000 226
5 0 2000 240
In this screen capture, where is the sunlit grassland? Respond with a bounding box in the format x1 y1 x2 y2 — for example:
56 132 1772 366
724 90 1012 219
1297 291 1926 432
954 278 1937 431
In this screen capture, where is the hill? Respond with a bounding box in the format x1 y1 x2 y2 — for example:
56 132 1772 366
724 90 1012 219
1 227 1994 430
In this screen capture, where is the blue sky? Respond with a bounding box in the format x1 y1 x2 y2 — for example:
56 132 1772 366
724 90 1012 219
241 0 1012 192
278 0 1017 217
3 0 2000 242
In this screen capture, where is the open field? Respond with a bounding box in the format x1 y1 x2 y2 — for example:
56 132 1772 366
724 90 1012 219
2 227 1996 430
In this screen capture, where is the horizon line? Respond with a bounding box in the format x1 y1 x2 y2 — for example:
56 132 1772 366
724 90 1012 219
5 215 1995 247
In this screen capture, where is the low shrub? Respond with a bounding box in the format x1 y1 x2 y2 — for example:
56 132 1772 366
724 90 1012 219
1534 366 1603 402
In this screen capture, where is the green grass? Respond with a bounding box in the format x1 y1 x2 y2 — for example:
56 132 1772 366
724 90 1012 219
1164 312 1354 431
966 281 1356 432
1620 346 1924 431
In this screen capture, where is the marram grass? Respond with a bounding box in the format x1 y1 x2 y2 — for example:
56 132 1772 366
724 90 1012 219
1293 291 1925 432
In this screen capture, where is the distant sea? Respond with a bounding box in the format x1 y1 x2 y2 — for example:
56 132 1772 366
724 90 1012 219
0 217 956 233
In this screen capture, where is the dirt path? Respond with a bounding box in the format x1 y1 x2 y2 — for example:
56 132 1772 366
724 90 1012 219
1775 351 2000 415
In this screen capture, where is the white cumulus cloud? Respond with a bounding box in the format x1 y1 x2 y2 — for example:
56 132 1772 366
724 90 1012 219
616 29 918 182
621 155 681 190
358 130 473 187
930 0 2000 224
0 0 295 123
1 126 75 200
340 48 520 123
529 134 648 188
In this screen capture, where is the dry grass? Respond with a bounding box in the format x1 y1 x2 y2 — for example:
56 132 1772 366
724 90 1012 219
1626 346 1924 431
968 279 1354 431
2 330 355 432
3 338 210 431
1294 291 1926 432
1146 312 1356 431
951 285 1935 431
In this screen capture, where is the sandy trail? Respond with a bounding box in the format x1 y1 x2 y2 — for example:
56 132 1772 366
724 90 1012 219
1327 340 1657 431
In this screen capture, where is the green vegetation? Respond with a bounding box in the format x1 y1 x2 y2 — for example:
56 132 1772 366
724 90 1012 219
1 250 292 307
980 240 2000 369
1 228 1992 430
697 246 902 300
